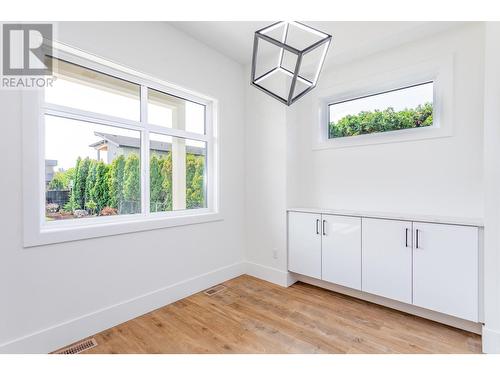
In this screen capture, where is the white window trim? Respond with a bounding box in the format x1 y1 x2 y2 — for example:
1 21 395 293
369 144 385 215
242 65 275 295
313 54 454 150
22 41 221 247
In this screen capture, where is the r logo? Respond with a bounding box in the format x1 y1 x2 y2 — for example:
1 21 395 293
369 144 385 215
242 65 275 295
2 23 52 76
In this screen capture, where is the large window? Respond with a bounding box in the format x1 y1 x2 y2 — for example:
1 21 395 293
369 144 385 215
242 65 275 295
328 81 434 139
43 56 212 225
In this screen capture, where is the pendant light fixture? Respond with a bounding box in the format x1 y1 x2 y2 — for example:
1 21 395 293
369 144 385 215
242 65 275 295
251 21 332 106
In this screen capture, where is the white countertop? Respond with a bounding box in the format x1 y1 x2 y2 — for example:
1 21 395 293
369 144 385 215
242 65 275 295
287 207 484 227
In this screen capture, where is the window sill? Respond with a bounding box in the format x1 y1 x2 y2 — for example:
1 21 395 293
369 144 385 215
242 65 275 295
313 125 452 150
24 210 223 247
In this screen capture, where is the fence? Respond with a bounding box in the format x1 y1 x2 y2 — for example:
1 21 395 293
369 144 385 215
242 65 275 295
46 190 70 208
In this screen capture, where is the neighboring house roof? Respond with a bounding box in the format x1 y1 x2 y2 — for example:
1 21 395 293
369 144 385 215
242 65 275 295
89 132 205 156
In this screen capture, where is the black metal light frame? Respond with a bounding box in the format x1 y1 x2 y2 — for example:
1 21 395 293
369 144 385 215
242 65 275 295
251 21 332 106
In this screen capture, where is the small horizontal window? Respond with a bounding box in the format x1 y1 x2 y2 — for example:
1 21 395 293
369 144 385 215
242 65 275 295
328 82 434 139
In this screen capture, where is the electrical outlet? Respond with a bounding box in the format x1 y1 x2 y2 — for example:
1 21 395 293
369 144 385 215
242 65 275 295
272 249 278 259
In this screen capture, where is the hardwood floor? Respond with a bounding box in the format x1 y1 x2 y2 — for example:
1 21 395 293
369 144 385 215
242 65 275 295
69 275 480 354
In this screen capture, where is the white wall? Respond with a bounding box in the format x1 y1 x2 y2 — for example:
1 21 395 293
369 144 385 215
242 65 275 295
244 24 485 291
247 22 500 353
482 22 500 353
287 24 484 220
244 68 290 285
0 22 246 353
1 21 496 353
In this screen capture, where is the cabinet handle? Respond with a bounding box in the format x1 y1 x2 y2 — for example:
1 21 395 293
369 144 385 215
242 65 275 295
322 220 326 236
415 229 420 249
316 219 320 235
405 228 409 247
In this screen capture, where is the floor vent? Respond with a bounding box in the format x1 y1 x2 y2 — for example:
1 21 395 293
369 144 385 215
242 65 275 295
53 338 98 354
203 284 226 296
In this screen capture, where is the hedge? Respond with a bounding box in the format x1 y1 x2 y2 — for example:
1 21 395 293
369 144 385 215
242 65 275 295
56 152 204 216
329 102 433 138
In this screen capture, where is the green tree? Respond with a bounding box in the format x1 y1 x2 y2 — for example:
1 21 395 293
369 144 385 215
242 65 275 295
108 155 126 211
72 157 90 210
68 158 81 210
92 161 110 213
123 153 141 213
161 153 173 211
85 160 98 213
150 154 168 212
186 154 205 209
86 200 97 215
49 171 68 190
49 168 75 190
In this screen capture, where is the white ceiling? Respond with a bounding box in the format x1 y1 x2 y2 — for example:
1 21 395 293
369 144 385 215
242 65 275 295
169 21 466 66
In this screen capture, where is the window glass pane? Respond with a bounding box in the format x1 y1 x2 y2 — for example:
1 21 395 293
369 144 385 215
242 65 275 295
149 133 206 213
185 139 207 209
148 88 205 134
45 57 140 121
149 133 172 213
328 82 434 139
44 115 141 221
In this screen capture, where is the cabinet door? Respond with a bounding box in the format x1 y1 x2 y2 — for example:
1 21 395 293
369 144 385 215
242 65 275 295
413 222 478 321
362 218 413 304
321 215 361 290
288 212 322 279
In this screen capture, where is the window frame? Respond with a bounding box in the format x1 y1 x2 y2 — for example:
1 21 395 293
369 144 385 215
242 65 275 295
23 42 220 247
314 55 454 150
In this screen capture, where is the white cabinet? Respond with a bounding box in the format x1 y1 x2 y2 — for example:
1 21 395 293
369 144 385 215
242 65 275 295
412 222 478 321
287 209 480 323
321 215 361 290
288 212 322 279
362 218 413 304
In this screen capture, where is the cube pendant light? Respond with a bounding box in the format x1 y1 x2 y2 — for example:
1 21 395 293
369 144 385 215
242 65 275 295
251 21 332 106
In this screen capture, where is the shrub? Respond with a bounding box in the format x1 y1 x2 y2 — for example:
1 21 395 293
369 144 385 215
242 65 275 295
48 173 65 190
108 155 126 210
73 209 88 218
92 161 110 213
329 102 433 138
85 199 97 215
64 149 205 216
123 153 140 209
63 201 73 212
85 160 97 206
72 157 90 210
150 153 171 212
161 153 173 211
48 167 76 190
100 206 118 216
186 153 205 209
45 203 59 213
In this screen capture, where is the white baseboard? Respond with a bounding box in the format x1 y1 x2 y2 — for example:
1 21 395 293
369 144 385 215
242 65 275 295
482 327 500 353
245 261 295 287
0 262 245 354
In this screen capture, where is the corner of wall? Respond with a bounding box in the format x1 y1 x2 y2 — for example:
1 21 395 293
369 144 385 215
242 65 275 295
243 63 289 274
245 262 296 287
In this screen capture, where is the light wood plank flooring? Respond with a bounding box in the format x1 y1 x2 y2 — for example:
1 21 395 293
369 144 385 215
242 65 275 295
66 275 481 354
